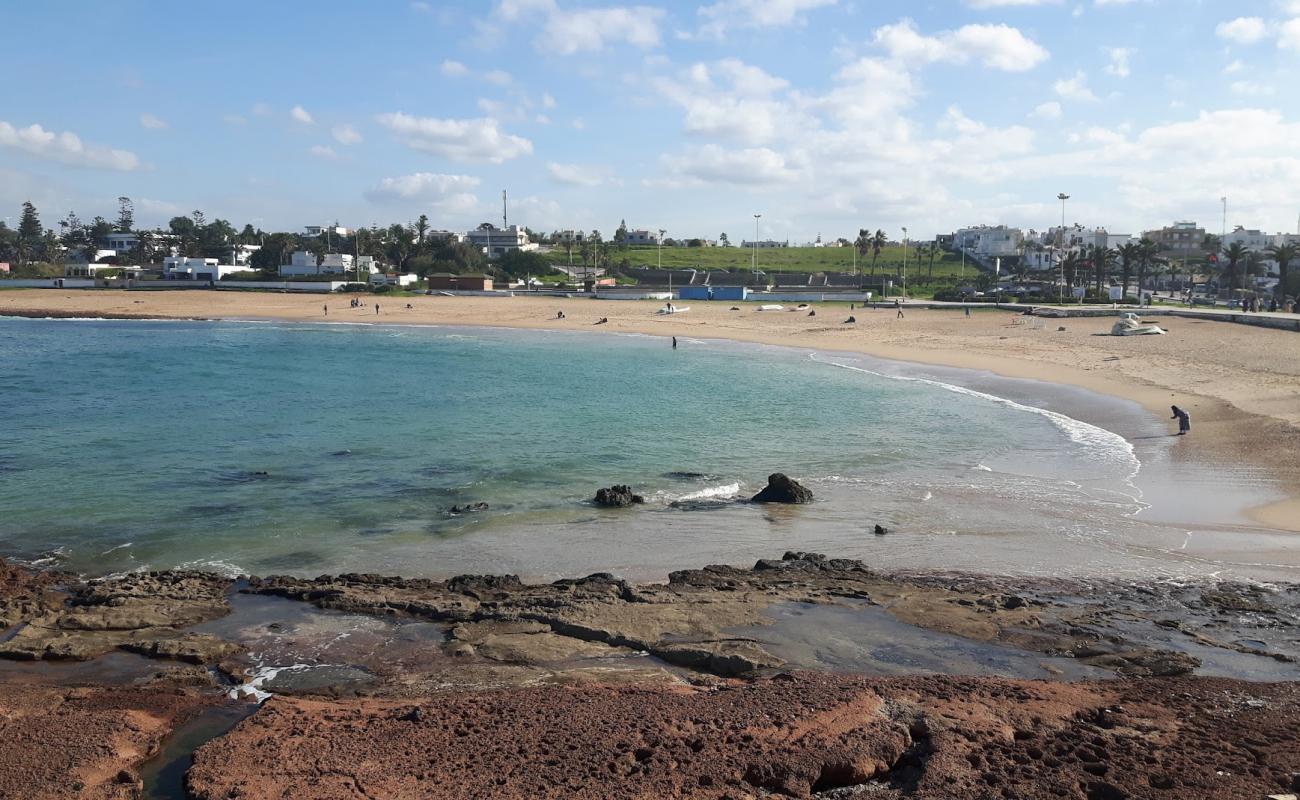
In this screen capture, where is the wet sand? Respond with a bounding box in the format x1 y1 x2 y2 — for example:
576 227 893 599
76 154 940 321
3 289 1299 535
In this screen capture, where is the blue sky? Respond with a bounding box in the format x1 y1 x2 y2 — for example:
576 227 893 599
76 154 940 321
2 0 1299 243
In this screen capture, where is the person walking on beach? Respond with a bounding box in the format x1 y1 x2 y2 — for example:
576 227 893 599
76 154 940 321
1170 405 1191 436
895 298 904 319
964 304 970 318
672 336 677 349
375 303 380 315
323 304 327 316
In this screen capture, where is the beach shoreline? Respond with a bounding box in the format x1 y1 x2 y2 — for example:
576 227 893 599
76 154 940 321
4 288 1298 536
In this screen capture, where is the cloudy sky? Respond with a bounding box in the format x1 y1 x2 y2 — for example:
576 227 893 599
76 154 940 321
3 0 1299 243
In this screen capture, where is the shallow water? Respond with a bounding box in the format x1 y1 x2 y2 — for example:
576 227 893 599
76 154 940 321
0 317 1293 583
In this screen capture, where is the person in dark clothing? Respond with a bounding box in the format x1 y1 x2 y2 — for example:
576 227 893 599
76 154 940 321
375 304 380 315
323 304 327 315
895 298 904 319
672 336 677 349
1170 405 1190 435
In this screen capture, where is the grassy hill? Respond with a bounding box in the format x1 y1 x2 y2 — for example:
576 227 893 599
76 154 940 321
542 244 981 279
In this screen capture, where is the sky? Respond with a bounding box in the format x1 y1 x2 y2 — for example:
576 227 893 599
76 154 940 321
2 0 1299 244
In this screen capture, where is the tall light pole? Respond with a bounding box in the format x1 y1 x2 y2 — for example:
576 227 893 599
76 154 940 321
901 226 908 298
752 214 762 283
1057 193 1069 304
659 229 668 298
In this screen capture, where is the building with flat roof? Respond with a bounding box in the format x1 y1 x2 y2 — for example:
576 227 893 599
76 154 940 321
1142 222 1206 256
464 225 537 260
427 273 493 291
162 256 245 281
624 229 660 245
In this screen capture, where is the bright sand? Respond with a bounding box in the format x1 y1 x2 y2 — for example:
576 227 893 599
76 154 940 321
5 288 1299 533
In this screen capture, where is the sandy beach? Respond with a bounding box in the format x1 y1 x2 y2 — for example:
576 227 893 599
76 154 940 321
5 288 1299 533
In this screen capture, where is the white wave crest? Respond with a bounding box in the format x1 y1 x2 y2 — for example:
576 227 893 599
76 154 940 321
176 558 247 579
673 482 741 502
808 353 1142 486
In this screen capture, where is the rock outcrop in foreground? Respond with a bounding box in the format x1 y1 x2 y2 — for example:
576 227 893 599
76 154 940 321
187 672 1300 800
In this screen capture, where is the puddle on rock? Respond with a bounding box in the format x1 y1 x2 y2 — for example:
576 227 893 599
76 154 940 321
737 601 1107 680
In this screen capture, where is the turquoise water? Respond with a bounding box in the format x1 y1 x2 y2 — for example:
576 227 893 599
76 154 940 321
0 317 1288 581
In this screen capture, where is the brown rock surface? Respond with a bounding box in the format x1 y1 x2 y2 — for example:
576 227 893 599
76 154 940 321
187 672 1300 800
0 683 216 799
0 570 236 663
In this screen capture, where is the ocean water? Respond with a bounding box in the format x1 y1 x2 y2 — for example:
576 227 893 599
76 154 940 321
0 316 1293 583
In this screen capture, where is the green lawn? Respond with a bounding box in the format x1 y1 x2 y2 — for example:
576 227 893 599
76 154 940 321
543 244 980 278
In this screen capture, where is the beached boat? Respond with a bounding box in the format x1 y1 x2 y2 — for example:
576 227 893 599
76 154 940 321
1111 315 1165 336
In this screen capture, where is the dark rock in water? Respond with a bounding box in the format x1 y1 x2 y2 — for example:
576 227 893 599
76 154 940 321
663 471 710 480
782 552 826 563
449 502 489 515
331 449 352 457
874 524 888 535
750 474 813 504
594 485 644 508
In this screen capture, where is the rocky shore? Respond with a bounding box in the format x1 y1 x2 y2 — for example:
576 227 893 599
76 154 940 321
1 555 1298 798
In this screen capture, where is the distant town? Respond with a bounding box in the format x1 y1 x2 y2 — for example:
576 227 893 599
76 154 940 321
1 197 1296 306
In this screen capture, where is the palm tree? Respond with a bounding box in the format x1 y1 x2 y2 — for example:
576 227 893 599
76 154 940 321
1135 238 1161 297
927 240 937 281
1090 245 1116 299
1264 243 1297 301
1117 242 1140 299
1062 251 1081 295
1220 242 1249 297
870 229 886 276
854 228 870 274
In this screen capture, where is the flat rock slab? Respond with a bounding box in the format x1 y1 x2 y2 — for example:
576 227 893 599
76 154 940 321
187 672 1300 800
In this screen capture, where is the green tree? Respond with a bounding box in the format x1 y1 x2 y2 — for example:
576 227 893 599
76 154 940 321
169 215 199 256
719 232 729 247
614 219 628 250
116 196 134 232
1220 242 1248 295
496 249 551 278
1090 245 1115 298
1135 238 1161 296
1062 251 1081 294
1266 243 1298 300
414 214 429 245
870 229 886 275
16 201 42 267
1116 242 1140 297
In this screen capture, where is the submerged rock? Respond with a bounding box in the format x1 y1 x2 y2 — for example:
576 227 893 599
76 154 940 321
448 502 489 514
594 485 644 508
750 473 814 504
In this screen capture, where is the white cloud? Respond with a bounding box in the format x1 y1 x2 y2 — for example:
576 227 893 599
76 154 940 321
1216 17 1269 44
222 114 247 126
966 0 1061 6
651 58 801 144
1031 101 1063 119
309 145 340 160
332 124 362 145
252 102 273 117
1230 80 1275 96
1223 59 1245 74
483 69 512 86
139 113 168 130
1103 47 1132 77
0 120 141 171
1053 70 1098 101
365 172 481 210
290 105 315 125
1280 17 1300 49
694 0 837 38
872 19 1050 72
547 161 610 186
376 112 533 163
541 92 557 109
543 5 665 54
657 144 801 186
440 59 470 77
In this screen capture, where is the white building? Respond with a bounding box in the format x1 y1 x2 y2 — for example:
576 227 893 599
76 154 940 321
321 253 354 272
231 244 260 266
304 225 350 238
279 250 320 276
104 232 140 252
624 229 661 245
954 226 1023 258
740 240 787 248
428 230 466 244
1224 227 1270 252
464 225 538 259
368 272 419 287
65 263 146 278
162 256 246 281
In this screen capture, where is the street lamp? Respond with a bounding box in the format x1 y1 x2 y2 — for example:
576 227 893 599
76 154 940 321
1057 193 1069 304
659 229 668 298
752 214 762 282
901 226 908 299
